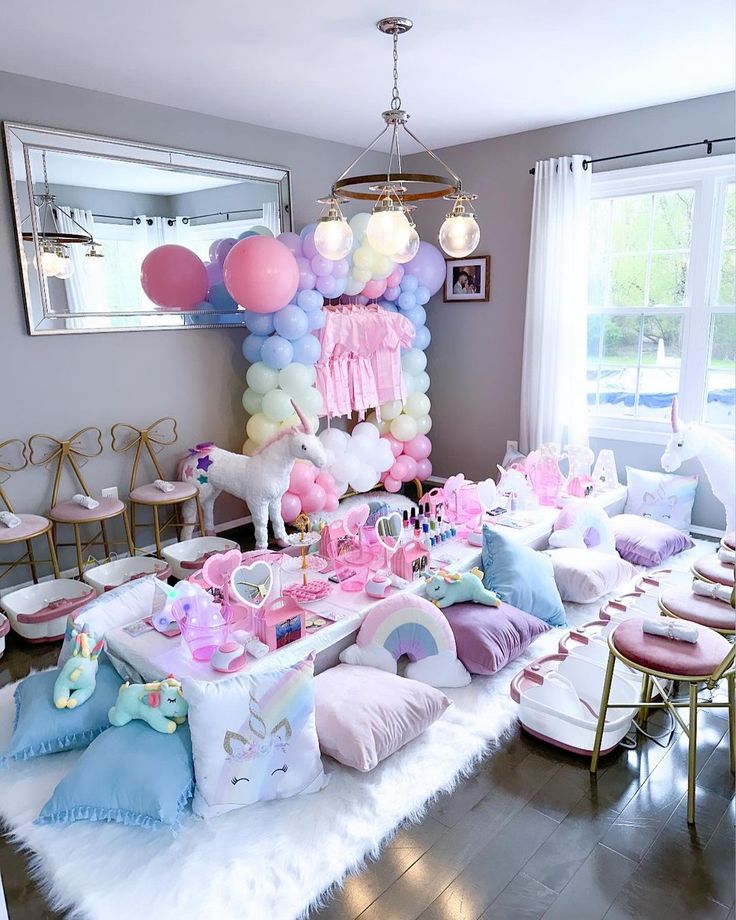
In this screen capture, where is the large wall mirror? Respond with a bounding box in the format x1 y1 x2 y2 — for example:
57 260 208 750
4 122 292 334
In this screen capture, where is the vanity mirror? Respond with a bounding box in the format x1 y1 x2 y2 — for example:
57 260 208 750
4 122 292 334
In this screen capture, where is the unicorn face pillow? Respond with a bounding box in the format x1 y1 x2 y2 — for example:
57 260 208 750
183 655 326 818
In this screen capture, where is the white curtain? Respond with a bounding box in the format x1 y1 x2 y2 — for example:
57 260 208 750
55 207 108 328
262 200 280 236
519 155 592 453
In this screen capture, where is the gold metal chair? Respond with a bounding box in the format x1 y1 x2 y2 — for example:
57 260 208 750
29 427 134 578
111 417 204 557
0 439 59 585
591 616 735 824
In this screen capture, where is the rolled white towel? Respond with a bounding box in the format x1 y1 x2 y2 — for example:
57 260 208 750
154 479 175 493
0 511 21 528
692 579 733 604
643 618 698 643
717 546 735 566
72 493 99 510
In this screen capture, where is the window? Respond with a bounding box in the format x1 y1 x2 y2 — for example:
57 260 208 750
586 156 735 437
185 218 262 263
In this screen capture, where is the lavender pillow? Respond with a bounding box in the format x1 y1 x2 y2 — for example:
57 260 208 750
444 602 550 676
612 514 694 567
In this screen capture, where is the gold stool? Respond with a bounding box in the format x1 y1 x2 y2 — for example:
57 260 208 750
29 427 134 579
0 439 59 585
591 616 735 825
111 417 204 557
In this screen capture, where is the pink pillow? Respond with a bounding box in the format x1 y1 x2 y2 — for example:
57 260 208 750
546 548 638 603
314 665 450 772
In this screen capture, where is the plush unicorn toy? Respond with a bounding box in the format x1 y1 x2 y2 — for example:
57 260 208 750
661 398 735 534
179 401 328 550
53 621 104 710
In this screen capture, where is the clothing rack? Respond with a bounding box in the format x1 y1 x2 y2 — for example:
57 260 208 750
528 136 735 175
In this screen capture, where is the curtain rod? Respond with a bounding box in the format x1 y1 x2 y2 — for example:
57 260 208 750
181 207 264 224
528 136 735 175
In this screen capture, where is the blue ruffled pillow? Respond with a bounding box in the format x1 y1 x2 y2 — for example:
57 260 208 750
37 722 194 830
482 526 566 626
0 661 123 765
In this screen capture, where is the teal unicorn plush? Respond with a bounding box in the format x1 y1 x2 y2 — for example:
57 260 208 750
53 620 104 710
425 568 500 609
109 675 188 734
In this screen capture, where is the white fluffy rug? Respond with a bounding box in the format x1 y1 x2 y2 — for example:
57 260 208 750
0 541 709 920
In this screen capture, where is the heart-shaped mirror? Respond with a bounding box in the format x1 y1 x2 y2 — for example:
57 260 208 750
345 503 370 536
476 477 497 512
375 512 403 555
230 562 274 609
202 549 243 591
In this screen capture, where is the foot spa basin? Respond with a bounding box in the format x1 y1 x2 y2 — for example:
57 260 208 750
558 623 642 685
162 536 239 580
510 649 639 756
635 568 695 594
0 612 8 657
600 591 663 621
83 556 171 595
0 578 95 642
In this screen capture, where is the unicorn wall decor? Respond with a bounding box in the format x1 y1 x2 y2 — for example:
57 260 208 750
179 401 327 549
661 398 735 534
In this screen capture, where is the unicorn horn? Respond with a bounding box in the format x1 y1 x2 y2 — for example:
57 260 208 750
290 400 312 435
671 397 681 432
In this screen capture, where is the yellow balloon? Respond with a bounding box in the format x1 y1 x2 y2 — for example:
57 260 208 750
380 399 403 420
246 412 279 444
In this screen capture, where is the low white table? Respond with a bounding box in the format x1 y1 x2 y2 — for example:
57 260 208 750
105 486 627 683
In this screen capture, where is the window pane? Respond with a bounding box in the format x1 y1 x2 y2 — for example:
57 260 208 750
588 201 610 307
724 183 735 246
648 253 688 306
611 195 650 252
597 367 637 417
610 254 647 306
717 247 735 306
706 313 736 425
601 314 641 363
587 314 603 360
651 190 694 250
638 315 682 420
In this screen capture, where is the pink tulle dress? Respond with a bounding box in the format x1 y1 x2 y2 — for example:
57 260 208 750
315 305 414 419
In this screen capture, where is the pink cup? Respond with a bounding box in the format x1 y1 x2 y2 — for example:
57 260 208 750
326 539 373 592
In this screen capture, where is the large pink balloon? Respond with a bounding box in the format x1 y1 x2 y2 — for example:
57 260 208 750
384 476 402 493
406 241 446 296
383 435 403 458
362 277 387 300
315 470 336 493
289 461 317 496
223 237 299 314
323 492 339 512
301 483 327 513
281 492 302 523
404 435 432 460
141 245 208 310
415 458 433 480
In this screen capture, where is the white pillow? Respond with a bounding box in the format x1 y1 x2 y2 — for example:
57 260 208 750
624 466 697 533
546 548 638 603
183 655 326 819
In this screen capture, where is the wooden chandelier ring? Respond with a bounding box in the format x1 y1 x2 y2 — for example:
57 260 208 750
333 173 458 202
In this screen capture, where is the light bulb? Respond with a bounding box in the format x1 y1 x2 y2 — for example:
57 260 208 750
36 249 61 277
392 225 421 264
314 216 353 261
439 213 480 258
366 206 411 256
55 256 75 279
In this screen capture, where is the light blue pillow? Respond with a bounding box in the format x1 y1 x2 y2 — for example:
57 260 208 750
481 526 566 627
0 661 123 765
37 722 194 830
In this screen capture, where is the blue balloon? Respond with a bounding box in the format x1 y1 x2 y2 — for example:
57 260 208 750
273 304 309 341
299 223 317 240
400 273 419 293
404 305 427 328
384 285 401 302
215 312 248 325
261 335 295 369
242 334 268 363
398 290 417 310
237 230 258 241
415 285 431 305
291 333 321 365
307 309 326 331
296 289 324 312
243 310 275 335
378 299 399 313
331 277 347 299
208 282 238 312
413 325 431 350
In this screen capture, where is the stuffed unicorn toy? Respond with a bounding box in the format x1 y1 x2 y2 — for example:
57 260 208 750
53 620 104 709
661 398 735 534
179 401 327 550
425 568 500 608
109 676 188 734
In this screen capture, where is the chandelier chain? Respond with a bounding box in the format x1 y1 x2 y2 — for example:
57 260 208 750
390 31 402 111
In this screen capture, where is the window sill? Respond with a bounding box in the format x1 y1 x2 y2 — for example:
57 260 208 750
588 422 671 445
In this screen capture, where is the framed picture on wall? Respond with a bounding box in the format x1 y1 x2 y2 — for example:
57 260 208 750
443 256 491 302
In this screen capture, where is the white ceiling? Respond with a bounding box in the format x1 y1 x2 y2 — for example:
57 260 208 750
1 0 734 151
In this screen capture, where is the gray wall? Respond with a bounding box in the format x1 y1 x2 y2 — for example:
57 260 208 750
0 70 384 581
407 92 735 531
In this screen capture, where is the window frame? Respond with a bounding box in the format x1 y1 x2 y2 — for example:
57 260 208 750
587 154 734 443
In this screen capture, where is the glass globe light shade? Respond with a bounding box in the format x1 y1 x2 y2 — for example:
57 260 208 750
36 249 61 277
392 225 421 264
314 217 353 261
366 206 412 257
439 214 481 258
55 256 75 279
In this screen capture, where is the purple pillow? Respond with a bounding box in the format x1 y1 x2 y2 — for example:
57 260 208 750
611 514 694 567
444 602 550 676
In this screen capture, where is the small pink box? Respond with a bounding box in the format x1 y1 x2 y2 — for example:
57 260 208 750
256 597 305 651
390 540 430 581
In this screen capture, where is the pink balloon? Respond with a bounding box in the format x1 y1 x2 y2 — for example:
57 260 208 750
277 232 303 258
400 456 418 481
296 257 317 292
404 434 432 460
210 237 237 265
362 278 387 300
301 483 326 513
384 476 402 493
223 237 299 314
205 260 223 288
383 435 403 458
386 268 403 288
289 461 317 496
141 244 208 310
415 458 433 480
315 471 336 493
281 492 302 523
323 492 339 512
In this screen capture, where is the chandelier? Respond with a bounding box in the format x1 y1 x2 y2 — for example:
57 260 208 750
314 16 480 263
21 151 102 279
